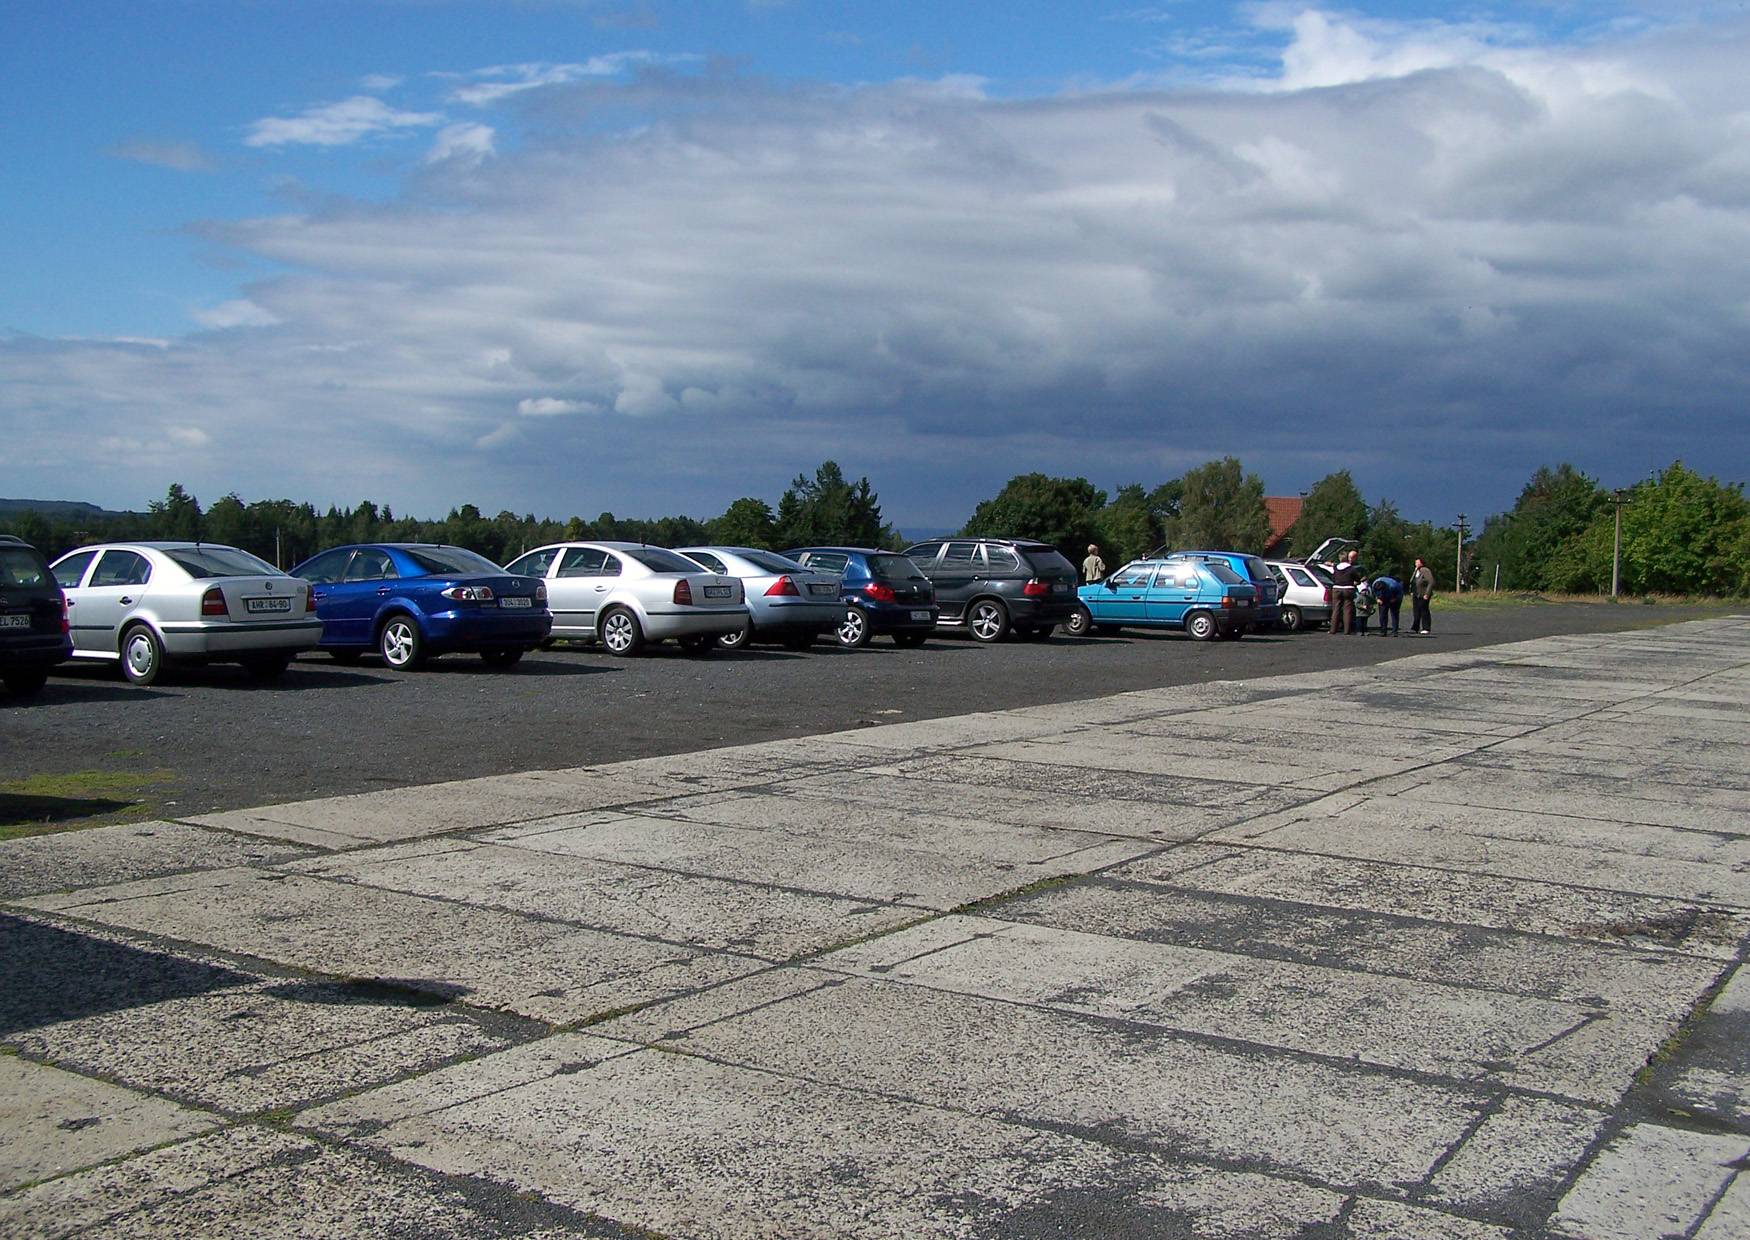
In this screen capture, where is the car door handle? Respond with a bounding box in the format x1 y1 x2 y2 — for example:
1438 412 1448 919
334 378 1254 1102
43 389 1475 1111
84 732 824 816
312 590 326 600
594 586 608 592
377 588 390 595
119 596 133 605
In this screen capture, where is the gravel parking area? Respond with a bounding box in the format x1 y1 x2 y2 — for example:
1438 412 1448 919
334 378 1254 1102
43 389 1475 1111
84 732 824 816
1 600 1736 830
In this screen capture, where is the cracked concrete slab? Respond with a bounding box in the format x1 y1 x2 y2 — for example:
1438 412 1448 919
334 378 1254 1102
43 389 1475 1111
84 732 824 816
0 820 313 901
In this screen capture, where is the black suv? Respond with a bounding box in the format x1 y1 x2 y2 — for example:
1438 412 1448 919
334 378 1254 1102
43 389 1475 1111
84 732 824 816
0 534 72 696
900 538 1080 642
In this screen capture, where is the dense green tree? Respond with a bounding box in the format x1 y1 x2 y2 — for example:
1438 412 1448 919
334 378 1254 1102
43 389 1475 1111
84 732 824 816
1544 462 1750 595
1286 471 1367 556
774 461 890 548
148 483 203 541
1473 464 1606 591
959 473 1105 559
1092 484 1160 565
708 498 778 548
1166 457 1269 553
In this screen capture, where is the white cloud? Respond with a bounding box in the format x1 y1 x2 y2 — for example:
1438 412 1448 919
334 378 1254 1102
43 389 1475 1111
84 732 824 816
445 54 691 105
360 73 404 93
517 396 598 417
167 425 211 448
245 96 444 148
110 139 212 171
192 299 281 330
427 122 496 164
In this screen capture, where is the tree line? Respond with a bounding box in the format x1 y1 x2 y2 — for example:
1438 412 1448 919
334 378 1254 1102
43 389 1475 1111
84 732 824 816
4 457 1744 596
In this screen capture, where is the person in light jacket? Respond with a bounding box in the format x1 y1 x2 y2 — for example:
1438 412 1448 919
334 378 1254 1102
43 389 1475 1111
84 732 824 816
1410 558 1435 634
1082 544 1107 583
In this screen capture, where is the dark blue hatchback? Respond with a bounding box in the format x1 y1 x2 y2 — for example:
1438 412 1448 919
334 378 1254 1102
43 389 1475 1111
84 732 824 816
783 547 939 648
290 543 550 669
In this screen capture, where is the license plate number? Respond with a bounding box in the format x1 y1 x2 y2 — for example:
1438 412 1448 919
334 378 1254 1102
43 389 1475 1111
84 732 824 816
0 614 28 628
499 596 532 608
808 583 836 596
910 609 932 621
703 585 732 598
1052 582 1068 593
245 596 291 614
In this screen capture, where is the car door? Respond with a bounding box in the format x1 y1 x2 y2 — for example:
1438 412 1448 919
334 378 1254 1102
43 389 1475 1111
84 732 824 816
547 547 610 637
1145 562 1203 626
325 548 399 646
931 540 981 621
71 549 153 655
1092 563 1154 622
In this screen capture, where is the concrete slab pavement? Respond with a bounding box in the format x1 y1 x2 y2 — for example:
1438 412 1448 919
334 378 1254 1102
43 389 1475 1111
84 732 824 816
3 615 1748 1237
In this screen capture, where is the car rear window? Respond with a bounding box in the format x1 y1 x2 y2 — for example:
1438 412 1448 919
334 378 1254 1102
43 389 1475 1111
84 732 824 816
739 550 806 575
402 546 504 575
1205 562 1246 585
165 546 279 578
625 548 705 574
1020 548 1077 577
870 554 929 581
1240 556 1270 582
0 548 49 587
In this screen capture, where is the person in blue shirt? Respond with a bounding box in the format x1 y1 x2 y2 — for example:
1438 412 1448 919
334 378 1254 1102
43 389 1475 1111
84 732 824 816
1371 574 1404 635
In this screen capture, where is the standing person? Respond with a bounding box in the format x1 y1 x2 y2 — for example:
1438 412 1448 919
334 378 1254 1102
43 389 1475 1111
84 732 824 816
1372 574 1403 635
1329 550 1359 635
1410 558 1435 635
1082 543 1107 583
1354 575 1374 634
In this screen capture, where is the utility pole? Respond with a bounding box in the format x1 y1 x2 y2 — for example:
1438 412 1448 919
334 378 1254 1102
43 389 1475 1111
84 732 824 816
1609 489 1632 598
1454 513 1468 594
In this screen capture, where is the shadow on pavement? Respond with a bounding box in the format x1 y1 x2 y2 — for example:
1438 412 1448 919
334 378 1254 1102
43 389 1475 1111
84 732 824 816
0 794 140 828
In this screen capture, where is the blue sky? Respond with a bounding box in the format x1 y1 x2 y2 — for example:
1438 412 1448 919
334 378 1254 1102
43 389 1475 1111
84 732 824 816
4 1 1747 529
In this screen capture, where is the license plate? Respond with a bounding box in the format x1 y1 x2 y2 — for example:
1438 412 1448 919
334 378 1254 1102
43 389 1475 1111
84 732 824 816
245 596 291 614
0 614 28 629
910 609 932 621
1052 582 1068 593
499 596 532 608
703 585 732 599
808 583 836 596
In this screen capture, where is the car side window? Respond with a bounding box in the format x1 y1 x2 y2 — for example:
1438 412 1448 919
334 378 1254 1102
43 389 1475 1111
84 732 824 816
986 546 1020 572
904 542 945 565
942 541 980 566
599 553 622 577
343 549 396 582
685 551 727 574
802 552 848 574
558 548 607 577
505 548 558 579
294 549 348 584
51 550 98 589
1114 566 1154 589
1289 566 1316 587
90 550 151 588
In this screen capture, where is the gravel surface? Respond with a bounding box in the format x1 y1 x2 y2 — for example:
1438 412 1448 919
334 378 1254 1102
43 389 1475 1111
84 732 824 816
1 601 1734 828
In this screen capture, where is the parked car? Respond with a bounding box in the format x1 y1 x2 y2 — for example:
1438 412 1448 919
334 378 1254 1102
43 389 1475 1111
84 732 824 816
674 546 842 650
899 537 1079 642
782 547 939 647
50 541 322 685
290 543 549 669
0 534 72 696
502 542 745 656
1160 550 1281 630
1066 557 1257 641
1265 559 1333 632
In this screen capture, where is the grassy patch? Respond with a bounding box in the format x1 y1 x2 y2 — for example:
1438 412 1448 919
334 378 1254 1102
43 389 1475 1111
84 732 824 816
0 769 177 839
1437 591 1745 612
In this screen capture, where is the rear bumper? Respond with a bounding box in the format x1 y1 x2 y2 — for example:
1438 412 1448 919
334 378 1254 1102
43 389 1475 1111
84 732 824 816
748 599 841 633
863 602 939 635
643 608 750 641
421 609 553 652
0 635 73 668
160 619 325 657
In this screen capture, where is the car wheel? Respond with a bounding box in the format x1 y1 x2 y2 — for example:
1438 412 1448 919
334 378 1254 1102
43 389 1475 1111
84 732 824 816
781 631 818 651
120 624 165 686
480 648 523 668
1 665 50 696
599 608 644 656
837 606 871 648
892 632 927 647
1279 605 1303 632
716 622 752 651
1186 610 1218 642
328 649 363 665
967 599 1010 643
1064 605 1092 637
242 655 292 681
378 615 424 669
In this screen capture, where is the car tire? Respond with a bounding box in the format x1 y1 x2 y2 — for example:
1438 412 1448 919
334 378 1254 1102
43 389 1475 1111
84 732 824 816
967 599 1010 643
1186 610 1218 642
599 608 644 656
1279 605 1302 632
2 665 50 696
378 615 424 669
892 632 927 647
120 624 165 686
480 648 523 668
716 622 752 651
242 655 292 681
329 649 363 665
837 606 871 648
1064 605 1092 637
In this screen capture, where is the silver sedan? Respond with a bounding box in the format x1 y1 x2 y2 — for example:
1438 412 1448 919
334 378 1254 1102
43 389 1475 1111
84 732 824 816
503 542 747 655
674 547 844 650
49 541 322 685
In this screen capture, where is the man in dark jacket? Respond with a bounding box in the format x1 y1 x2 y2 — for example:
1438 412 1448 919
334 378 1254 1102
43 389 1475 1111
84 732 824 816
1410 558 1435 634
1372 575 1403 635
1329 551 1359 634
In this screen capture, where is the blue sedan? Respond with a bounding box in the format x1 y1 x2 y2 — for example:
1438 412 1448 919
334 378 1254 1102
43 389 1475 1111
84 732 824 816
289 543 551 669
1064 558 1257 641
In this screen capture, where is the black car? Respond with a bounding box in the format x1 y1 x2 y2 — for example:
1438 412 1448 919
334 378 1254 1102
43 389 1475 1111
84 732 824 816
0 534 72 696
900 538 1080 642
783 547 939 648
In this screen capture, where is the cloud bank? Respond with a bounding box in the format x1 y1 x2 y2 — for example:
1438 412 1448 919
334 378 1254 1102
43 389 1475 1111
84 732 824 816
6 11 1748 523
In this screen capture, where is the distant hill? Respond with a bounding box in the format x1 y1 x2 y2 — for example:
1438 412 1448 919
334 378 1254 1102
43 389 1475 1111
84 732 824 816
0 498 138 520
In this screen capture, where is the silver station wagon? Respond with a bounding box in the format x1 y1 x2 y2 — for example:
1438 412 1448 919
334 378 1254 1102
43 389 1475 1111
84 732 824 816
49 541 322 684
503 541 747 656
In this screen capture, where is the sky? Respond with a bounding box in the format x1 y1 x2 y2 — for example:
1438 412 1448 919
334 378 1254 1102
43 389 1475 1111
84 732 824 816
3 1 1747 530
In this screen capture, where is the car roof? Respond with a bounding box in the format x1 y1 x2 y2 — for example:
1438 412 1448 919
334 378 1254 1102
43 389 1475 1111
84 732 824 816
786 545 888 555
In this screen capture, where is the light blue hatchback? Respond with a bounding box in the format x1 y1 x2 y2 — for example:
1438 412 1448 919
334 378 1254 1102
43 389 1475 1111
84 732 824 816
1065 558 1258 641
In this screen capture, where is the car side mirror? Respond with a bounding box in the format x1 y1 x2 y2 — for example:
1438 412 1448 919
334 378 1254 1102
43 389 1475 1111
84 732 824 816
1104 579 1118 590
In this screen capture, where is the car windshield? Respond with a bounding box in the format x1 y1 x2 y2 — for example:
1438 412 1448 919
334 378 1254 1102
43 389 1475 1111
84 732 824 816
1205 562 1246 585
0 548 49 587
625 548 705 574
738 550 807 575
869 554 929 581
401 546 504 576
164 546 279 579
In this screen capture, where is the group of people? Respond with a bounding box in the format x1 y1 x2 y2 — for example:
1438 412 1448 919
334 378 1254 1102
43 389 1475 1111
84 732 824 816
1329 551 1435 636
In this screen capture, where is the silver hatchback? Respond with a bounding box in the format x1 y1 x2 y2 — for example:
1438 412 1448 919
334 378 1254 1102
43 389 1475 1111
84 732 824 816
675 547 844 650
503 542 747 656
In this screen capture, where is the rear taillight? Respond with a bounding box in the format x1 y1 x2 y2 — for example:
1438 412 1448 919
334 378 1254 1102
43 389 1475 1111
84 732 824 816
535 584 546 604
1022 578 1049 598
1323 587 1331 603
59 596 70 635
1220 595 1235 608
765 576 801 597
201 587 227 617
305 589 316 613
673 579 694 606
441 585 495 602
864 582 896 603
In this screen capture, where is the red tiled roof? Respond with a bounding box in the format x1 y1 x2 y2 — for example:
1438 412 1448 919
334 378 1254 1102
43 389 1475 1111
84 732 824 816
1263 496 1302 555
